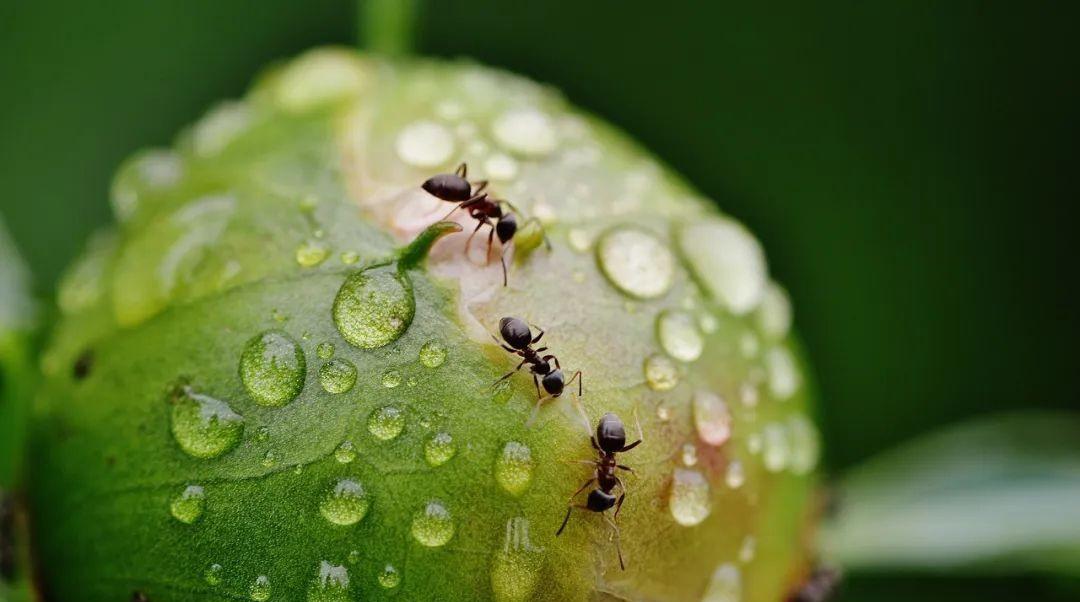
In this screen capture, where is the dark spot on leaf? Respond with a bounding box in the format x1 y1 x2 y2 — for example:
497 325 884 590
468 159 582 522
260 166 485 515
73 349 94 381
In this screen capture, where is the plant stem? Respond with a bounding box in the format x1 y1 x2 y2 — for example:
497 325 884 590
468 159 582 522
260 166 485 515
358 0 418 56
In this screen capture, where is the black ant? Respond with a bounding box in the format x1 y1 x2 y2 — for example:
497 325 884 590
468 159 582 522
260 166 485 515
421 163 548 285
491 316 581 424
556 410 642 570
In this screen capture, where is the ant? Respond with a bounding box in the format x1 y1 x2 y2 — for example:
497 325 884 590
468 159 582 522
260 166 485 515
421 163 548 285
491 316 582 424
556 410 642 570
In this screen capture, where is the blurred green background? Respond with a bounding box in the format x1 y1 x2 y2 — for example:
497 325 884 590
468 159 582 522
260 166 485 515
1 1 1077 600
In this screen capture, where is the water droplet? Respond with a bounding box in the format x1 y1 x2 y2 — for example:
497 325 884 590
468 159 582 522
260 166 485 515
762 422 790 473
656 405 672 421
484 153 519 181
787 414 821 475
757 282 792 339
765 346 801 399
368 406 405 440
335 440 357 464
738 535 757 563
169 386 244 459
377 564 401 589
657 310 705 362
492 108 557 156
381 369 402 388
419 340 447 368
319 358 357 394
333 266 414 349
411 500 454 547
725 460 746 489
747 433 763 455
495 441 534 496
308 561 349 602
316 342 335 359
567 228 591 253
681 442 699 466
644 354 679 391
255 426 270 442
273 49 367 112
679 218 767 315
491 517 543 602
339 251 359 265
110 149 184 222
693 390 732 447
169 485 205 524
669 468 711 526
205 563 223 586
699 313 719 334
319 478 370 526
425 432 456 467
249 575 271 601
261 450 277 467
296 240 329 267
347 550 361 564
596 228 675 299
436 99 464 121
240 330 306 407
701 563 741 602
396 120 455 168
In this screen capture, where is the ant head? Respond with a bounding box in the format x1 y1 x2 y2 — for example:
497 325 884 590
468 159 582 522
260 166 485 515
498 316 532 349
596 412 626 453
495 213 517 244
586 489 617 512
541 369 565 396
422 172 473 202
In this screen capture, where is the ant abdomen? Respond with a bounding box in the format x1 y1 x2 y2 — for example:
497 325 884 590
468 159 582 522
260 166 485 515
422 173 472 202
499 317 532 349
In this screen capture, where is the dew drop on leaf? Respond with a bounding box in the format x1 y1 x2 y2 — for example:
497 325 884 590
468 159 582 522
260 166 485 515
239 330 306 407
204 563 223 586
332 266 414 349
692 390 732 447
334 440 357 464
491 517 543 602
643 354 679 391
169 386 244 459
319 358 357 394
494 441 534 497
762 422 791 473
424 432 456 467
679 218 767 315
669 468 711 526
595 228 674 299
411 500 454 547
319 478 370 526
418 340 447 368
295 240 329 267
169 484 205 524
367 406 405 441
701 563 741 602
308 561 350 602
787 414 821 475
316 342 335 359
249 575 271 601
725 459 746 490
377 564 401 589
657 310 704 362
381 369 402 388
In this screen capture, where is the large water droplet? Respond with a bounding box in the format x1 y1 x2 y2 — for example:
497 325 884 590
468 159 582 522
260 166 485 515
240 330 306 407
494 441 534 496
492 108 557 157
411 500 454 547
319 358 357 394
396 120 455 168
425 432 456 467
319 478 370 526
787 414 821 475
308 561 350 602
205 563 224 586
377 565 401 589
765 346 801 399
657 310 705 362
701 563 741 602
169 386 244 459
679 218 767 315
367 406 405 441
419 340 447 368
596 228 675 299
169 485 205 524
249 575 271 601
692 390 732 447
762 422 791 473
669 468 711 526
644 354 679 391
335 440 357 464
756 282 792 339
333 267 414 349
491 517 543 602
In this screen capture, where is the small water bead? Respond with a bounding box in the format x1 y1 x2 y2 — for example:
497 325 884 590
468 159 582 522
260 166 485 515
739 535 757 563
701 563 742 602
333 266 414 349
787 414 821 475
491 517 543 602
657 310 705 362
205 563 224 586
319 478 370 526
757 282 793 339
347 550 361 564
411 500 454 547
492 108 557 157
368 406 405 440
484 153 519 181
419 340 447 368
261 450 277 468
656 405 672 421
747 433 763 455
240 330 306 407
425 432 456 467
274 49 367 112
339 251 359 265
308 561 349 602
396 120 455 168
692 390 732 447
669 468 712 526
762 422 791 473
739 382 759 408
381 369 402 388
170 386 244 459
377 564 401 589
316 342 335 359
335 440 357 464
296 240 329 267
644 354 679 391
725 460 746 489
699 313 719 334
250 575 271 601
319 358 357 394
169 485 206 524
255 426 270 442
596 228 675 299
681 443 699 467
192 101 253 157
495 441 534 496
567 228 591 253
679 218 767 316
766 346 801 399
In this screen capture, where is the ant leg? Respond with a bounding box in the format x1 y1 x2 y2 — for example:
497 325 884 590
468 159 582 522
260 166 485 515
472 179 488 195
526 393 556 427
499 244 509 286
616 464 637 476
564 370 583 397
568 477 596 502
534 347 548 354
619 410 644 452
613 477 628 520
532 374 542 400
602 513 626 570
455 162 468 177
485 226 496 265
439 195 485 221
556 504 590 536
491 358 528 388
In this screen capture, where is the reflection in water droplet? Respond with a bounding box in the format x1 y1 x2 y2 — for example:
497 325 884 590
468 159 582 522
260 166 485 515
644 354 679 391
205 563 223 586
419 340 447 368
396 120 455 168
319 478 370 526
425 432 456 467
335 440 357 464
170 485 206 524
381 369 402 388
411 500 454 547
725 460 746 489
250 575 271 601
657 310 705 362
377 564 401 589
319 358 357 394
296 240 329 267
762 422 790 473
368 406 405 440
492 108 557 157
679 218 767 315
757 282 793 339
787 414 821 475
170 386 244 459
495 441 534 496
693 390 732 447
766 347 801 399
596 228 675 299
669 468 711 526
240 330 306 407
308 561 349 602
701 563 741 602
333 267 414 349
491 517 543 602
